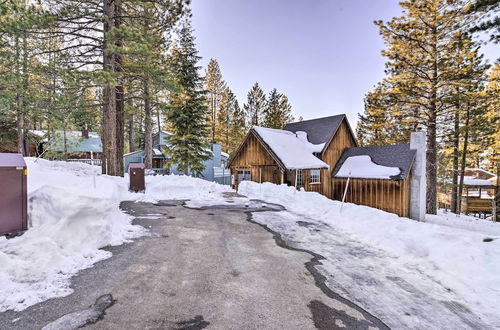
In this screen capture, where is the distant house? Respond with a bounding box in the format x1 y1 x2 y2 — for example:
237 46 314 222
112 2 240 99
31 129 102 163
229 115 426 218
123 131 230 183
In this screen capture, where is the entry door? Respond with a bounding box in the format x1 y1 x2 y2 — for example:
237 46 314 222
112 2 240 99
0 168 23 234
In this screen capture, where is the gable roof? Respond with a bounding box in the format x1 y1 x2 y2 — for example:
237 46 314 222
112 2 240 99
252 126 329 170
229 126 329 170
284 115 356 153
332 144 416 180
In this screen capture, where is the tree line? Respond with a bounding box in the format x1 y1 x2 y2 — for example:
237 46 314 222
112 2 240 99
0 0 295 177
356 0 499 216
205 59 295 154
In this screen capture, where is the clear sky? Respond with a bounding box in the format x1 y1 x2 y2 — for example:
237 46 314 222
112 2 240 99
190 0 498 129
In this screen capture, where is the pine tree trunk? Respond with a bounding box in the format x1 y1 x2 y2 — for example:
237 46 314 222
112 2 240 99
457 109 470 213
128 97 136 152
495 163 499 222
115 0 124 176
144 79 153 169
451 98 460 213
426 105 438 214
426 31 438 215
102 0 124 176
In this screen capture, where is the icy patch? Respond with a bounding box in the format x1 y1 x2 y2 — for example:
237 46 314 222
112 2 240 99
239 181 500 326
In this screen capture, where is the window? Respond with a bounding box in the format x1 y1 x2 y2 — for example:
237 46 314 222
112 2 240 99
310 169 320 184
237 169 251 182
296 170 303 186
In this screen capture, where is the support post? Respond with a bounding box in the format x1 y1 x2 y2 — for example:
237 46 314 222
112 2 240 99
410 130 427 221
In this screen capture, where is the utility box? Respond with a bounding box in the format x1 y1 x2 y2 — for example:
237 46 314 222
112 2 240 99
0 153 28 236
129 163 145 192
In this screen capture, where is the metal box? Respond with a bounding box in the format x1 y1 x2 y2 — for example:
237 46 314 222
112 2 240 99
129 163 145 192
0 153 28 235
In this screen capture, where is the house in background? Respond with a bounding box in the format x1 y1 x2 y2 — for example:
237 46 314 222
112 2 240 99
229 114 426 218
124 131 230 183
30 129 102 164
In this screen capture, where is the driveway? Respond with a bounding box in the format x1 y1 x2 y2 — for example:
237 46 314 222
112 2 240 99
0 197 387 330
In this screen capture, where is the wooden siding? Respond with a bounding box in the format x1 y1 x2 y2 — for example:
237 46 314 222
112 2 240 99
230 132 282 188
229 118 412 218
332 177 411 217
304 119 357 198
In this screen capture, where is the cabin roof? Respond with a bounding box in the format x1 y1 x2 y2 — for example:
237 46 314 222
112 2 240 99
251 126 329 170
332 144 416 180
284 114 349 147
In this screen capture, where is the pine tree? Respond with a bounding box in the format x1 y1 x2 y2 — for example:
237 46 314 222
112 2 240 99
229 99 246 154
484 65 500 220
373 0 479 214
215 87 234 152
262 89 294 129
164 19 210 176
244 82 266 127
204 59 226 143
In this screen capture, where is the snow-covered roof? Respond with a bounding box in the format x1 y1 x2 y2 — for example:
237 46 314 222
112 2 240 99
461 176 495 187
334 155 401 179
465 168 496 178
333 144 416 180
252 126 329 170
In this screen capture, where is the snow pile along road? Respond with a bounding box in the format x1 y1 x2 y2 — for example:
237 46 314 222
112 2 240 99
0 158 232 312
0 159 141 312
238 181 500 327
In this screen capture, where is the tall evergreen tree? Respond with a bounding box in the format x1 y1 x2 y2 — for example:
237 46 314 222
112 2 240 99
204 59 226 143
244 82 266 127
229 99 246 154
374 0 479 214
262 89 294 129
165 19 210 176
215 87 235 152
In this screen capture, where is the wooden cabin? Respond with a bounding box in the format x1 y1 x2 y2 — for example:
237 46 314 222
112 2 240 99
438 177 496 218
229 115 419 217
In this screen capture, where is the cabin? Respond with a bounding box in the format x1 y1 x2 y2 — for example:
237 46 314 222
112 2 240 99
123 131 230 183
229 115 427 218
438 172 497 218
30 129 102 164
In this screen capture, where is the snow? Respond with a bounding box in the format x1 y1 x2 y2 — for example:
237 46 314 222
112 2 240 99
238 181 500 328
335 155 401 179
0 158 231 312
253 126 328 170
295 131 325 153
461 176 494 186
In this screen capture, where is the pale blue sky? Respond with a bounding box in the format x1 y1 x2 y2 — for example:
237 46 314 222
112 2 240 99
191 0 498 128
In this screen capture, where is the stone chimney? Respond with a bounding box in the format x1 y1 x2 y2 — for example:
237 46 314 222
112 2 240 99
410 130 426 221
82 128 89 139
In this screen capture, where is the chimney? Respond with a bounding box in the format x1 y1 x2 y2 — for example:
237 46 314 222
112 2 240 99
82 128 89 139
409 130 426 221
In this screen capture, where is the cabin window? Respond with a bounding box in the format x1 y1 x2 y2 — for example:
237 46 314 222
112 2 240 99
296 169 303 186
237 169 251 182
310 169 320 184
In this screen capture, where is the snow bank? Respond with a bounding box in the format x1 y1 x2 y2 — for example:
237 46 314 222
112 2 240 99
0 158 145 312
335 155 401 179
0 158 233 312
238 181 500 322
137 174 232 203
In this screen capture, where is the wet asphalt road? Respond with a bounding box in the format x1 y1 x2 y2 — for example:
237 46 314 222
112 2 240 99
0 197 388 330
